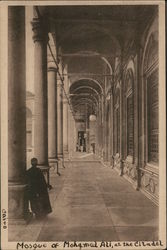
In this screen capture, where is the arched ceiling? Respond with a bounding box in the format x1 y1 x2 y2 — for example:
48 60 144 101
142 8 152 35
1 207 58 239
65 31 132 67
40 5 155 21
37 5 156 79
73 99 96 112
36 5 157 122
56 24 121 56
55 24 119 75
70 79 102 120
72 86 100 98
71 95 98 109
66 56 110 88
70 79 103 95
40 5 156 55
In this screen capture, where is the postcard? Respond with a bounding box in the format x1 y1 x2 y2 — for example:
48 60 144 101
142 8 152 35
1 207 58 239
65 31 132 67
0 1 166 249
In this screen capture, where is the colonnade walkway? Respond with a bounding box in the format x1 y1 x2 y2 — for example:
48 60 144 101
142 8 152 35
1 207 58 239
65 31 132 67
9 153 158 241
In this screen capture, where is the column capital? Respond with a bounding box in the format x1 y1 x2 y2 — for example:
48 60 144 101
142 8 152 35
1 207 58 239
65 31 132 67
57 82 63 88
63 99 68 104
57 76 64 81
31 18 48 43
48 57 57 72
48 66 58 72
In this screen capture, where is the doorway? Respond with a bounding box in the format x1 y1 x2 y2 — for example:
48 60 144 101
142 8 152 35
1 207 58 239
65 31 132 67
77 131 86 152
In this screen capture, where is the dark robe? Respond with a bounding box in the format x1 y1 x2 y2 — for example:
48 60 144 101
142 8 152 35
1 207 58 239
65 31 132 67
26 166 52 218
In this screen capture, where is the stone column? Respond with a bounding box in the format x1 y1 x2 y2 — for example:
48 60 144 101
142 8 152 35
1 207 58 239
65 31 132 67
101 96 105 160
137 46 144 190
107 99 111 164
63 70 69 159
57 80 64 166
95 108 100 156
32 18 50 184
63 99 69 158
67 107 71 158
8 6 28 223
103 98 108 163
98 100 103 159
48 66 58 165
120 77 124 176
68 109 73 159
132 54 139 190
110 91 114 167
86 114 90 153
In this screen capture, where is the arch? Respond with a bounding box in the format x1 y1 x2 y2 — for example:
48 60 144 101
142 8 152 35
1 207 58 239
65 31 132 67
125 68 134 94
72 85 100 98
71 96 98 109
124 68 135 159
71 95 98 107
73 101 94 108
101 56 113 74
113 79 121 94
73 102 95 112
73 99 97 117
143 33 158 73
58 23 121 55
126 59 135 75
70 79 102 118
113 85 120 108
70 78 104 95
64 51 113 76
70 86 100 105
69 75 104 89
142 19 158 75
142 29 159 166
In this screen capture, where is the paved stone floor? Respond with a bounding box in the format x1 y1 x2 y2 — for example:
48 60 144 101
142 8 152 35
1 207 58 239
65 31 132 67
9 153 159 241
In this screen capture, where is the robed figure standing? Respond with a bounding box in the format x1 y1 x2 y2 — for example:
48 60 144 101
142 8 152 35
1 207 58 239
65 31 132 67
26 158 52 219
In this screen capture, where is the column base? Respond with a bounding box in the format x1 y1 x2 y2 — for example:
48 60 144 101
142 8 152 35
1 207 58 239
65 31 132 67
8 183 28 225
57 154 65 169
58 158 64 168
132 181 140 191
48 158 60 176
48 157 57 163
48 157 58 169
63 151 69 161
37 163 50 171
57 153 63 158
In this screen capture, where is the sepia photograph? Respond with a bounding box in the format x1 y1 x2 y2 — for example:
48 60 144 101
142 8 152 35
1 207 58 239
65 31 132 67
0 1 166 249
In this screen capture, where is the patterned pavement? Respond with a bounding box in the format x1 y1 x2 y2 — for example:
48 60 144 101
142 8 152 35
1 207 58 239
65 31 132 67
9 153 158 241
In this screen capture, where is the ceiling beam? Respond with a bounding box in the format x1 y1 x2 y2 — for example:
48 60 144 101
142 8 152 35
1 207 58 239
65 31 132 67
64 73 113 76
72 86 100 97
59 53 119 58
50 18 138 25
